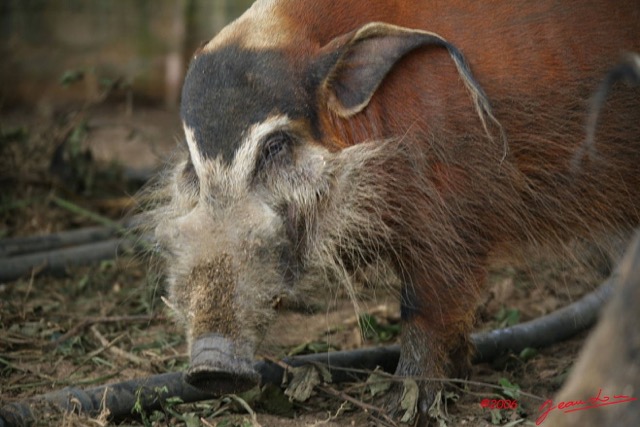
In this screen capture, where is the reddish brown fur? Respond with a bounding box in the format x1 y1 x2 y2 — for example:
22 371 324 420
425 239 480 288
151 0 640 423
273 0 640 415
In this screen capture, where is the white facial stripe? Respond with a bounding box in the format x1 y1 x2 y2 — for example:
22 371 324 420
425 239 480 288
182 116 292 199
183 124 206 180
231 115 292 184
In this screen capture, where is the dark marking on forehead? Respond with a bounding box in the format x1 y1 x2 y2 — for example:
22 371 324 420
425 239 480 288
181 44 314 164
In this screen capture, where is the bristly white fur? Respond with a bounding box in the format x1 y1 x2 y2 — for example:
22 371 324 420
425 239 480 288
143 117 413 344
147 125 498 346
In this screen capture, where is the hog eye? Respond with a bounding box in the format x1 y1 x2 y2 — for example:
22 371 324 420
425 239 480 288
259 131 292 168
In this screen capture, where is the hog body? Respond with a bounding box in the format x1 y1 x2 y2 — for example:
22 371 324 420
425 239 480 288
149 0 640 421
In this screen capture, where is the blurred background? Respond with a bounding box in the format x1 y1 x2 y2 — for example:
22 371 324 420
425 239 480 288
0 0 253 237
1 0 253 110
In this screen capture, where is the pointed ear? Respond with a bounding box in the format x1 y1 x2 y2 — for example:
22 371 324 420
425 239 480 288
320 22 493 121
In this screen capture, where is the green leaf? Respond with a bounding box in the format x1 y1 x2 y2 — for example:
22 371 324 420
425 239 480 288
287 341 333 356
366 368 392 397
498 377 521 400
0 127 28 144
132 386 152 427
400 379 419 423
284 364 329 402
358 313 401 342
165 396 184 406
182 412 201 427
77 275 90 291
259 384 294 417
518 347 537 361
60 69 85 86
495 306 520 327
238 386 261 406
490 409 504 425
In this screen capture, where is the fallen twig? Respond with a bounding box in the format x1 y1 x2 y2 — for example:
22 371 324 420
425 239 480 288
48 315 164 349
50 197 128 234
319 385 397 427
90 326 151 369
80 333 128 367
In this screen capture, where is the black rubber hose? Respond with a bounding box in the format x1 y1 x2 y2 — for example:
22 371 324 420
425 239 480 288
0 280 610 427
473 278 613 362
0 226 118 258
0 239 126 283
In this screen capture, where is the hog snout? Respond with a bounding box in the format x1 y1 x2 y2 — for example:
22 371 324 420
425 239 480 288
183 255 264 393
158 204 287 394
186 333 260 394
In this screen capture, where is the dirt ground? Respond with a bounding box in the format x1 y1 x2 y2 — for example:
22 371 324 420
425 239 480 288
0 102 611 426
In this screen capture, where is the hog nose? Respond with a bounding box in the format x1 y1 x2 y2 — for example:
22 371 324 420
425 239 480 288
185 333 260 394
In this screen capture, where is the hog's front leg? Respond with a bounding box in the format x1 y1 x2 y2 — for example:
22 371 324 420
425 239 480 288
385 265 485 424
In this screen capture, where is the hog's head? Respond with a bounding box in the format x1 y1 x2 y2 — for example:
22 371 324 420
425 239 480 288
147 1 494 395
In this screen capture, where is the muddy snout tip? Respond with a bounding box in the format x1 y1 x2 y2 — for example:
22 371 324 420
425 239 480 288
185 334 260 394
